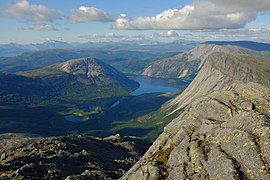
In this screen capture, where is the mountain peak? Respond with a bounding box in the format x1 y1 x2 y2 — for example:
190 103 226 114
55 57 120 79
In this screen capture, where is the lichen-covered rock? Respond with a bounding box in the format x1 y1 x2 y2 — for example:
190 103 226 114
122 82 270 180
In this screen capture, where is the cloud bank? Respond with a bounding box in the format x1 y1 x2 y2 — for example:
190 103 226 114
114 0 270 30
21 23 58 31
79 31 184 42
79 28 270 43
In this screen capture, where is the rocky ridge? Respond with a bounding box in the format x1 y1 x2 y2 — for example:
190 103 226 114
122 52 270 179
0 134 150 180
142 44 270 80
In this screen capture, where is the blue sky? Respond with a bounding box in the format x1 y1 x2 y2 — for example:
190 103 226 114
0 0 270 44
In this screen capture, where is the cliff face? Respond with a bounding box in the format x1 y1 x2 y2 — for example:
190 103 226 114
122 53 270 179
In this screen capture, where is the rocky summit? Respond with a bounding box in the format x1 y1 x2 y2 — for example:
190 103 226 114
122 52 270 179
0 134 150 180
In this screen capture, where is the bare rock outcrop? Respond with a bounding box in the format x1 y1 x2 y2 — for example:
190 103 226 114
0 134 150 180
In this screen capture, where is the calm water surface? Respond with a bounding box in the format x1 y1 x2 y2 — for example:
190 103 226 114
131 76 187 96
64 115 84 122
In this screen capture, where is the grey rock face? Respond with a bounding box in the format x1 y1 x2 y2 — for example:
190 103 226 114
0 134 150 180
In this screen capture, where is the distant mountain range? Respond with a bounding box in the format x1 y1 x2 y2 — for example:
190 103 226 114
0 41 74 57
2 40 269 58
0 49 179 75
0 39 198 57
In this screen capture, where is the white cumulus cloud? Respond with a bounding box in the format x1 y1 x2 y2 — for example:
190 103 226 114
1 0 63 22
69 6 113 23
114 0 270 30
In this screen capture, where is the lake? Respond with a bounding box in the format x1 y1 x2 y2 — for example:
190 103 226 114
130 75 188 96
65 75 190 121
64 115 84 122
